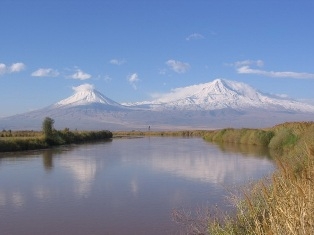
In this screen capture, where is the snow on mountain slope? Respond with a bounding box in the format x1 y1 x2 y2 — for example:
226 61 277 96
127 79 314 112
54 84 122 107
1 79 313 130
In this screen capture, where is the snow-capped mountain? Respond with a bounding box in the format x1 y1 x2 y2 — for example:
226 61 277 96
53 84 124 108
127 79 314 112
1 79 313 130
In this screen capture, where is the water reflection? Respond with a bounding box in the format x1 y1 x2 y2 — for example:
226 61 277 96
0 138 275 235
213 142 272 158
133 139 274 185
0 139 275 199
43 151 53 170
0 191 23 208
59 157 98 197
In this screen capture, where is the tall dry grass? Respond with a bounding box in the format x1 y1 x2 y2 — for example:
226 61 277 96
258 148 314 235
172 123 314 234
205 122 314 235
174 148 314 235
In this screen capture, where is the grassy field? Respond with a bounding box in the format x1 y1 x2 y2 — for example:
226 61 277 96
0 130 43 138
0 129 112 152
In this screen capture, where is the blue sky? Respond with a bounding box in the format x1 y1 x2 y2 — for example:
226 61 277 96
1 0 314 117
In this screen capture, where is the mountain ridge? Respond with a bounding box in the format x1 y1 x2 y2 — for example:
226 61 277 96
125 79 314 112
1 79 313 130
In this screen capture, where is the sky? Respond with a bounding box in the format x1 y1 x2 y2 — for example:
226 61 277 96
1 0 314 117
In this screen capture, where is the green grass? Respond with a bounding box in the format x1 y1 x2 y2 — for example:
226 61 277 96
0 129 112 152
0 137 48 152
202 122 314 153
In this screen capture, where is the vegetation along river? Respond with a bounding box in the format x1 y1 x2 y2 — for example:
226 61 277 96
0 137 275 235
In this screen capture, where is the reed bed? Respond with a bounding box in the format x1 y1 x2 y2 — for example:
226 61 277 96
206 145 314 235
202 122 314 234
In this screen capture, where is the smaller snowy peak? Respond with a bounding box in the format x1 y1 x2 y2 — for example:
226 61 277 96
54 84 121 107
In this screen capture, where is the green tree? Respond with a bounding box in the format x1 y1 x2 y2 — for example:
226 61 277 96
42 117 55 143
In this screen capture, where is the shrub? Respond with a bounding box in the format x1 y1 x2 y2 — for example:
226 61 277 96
268 128 298 151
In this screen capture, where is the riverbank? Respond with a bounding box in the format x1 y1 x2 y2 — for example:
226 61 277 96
113 129 207 137
202 122 314 234
0 129 112 152
115 122 314 234
1 121 313 234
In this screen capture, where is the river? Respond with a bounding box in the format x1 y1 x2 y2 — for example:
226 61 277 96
0 137 275 234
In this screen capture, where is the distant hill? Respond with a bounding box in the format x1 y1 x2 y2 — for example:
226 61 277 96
1 79 313 130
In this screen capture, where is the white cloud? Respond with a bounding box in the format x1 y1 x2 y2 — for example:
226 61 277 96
128 73 139 83
109 59 126 65
104 75 112 81
31 68 59 77
73 84 94 92
159 68 167 75
234 60 314 79
276 94 289 98
234 60 264 68
299 98 314 105
127 73 139 89
186 33 205 41
0 64 6 75
9 63 26 73
70 69 92 80
166 59 190 74
150 92 166 99
0 62 26 75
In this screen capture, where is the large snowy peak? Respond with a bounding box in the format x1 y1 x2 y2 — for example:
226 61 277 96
54 84 121 108
1 79 314 130
129 79 314 112
155 78 261 105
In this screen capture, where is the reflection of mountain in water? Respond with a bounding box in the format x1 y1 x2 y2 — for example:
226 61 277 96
56 142 112 197
118 139 275 185
148 151 274 184
0 139 275 200
59 158 98 196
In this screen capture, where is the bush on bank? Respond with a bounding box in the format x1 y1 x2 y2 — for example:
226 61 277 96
203 122 314 153
0 118 112 152
0 137 48 152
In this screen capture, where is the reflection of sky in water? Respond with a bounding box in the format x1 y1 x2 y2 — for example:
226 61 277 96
0 138 275 235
